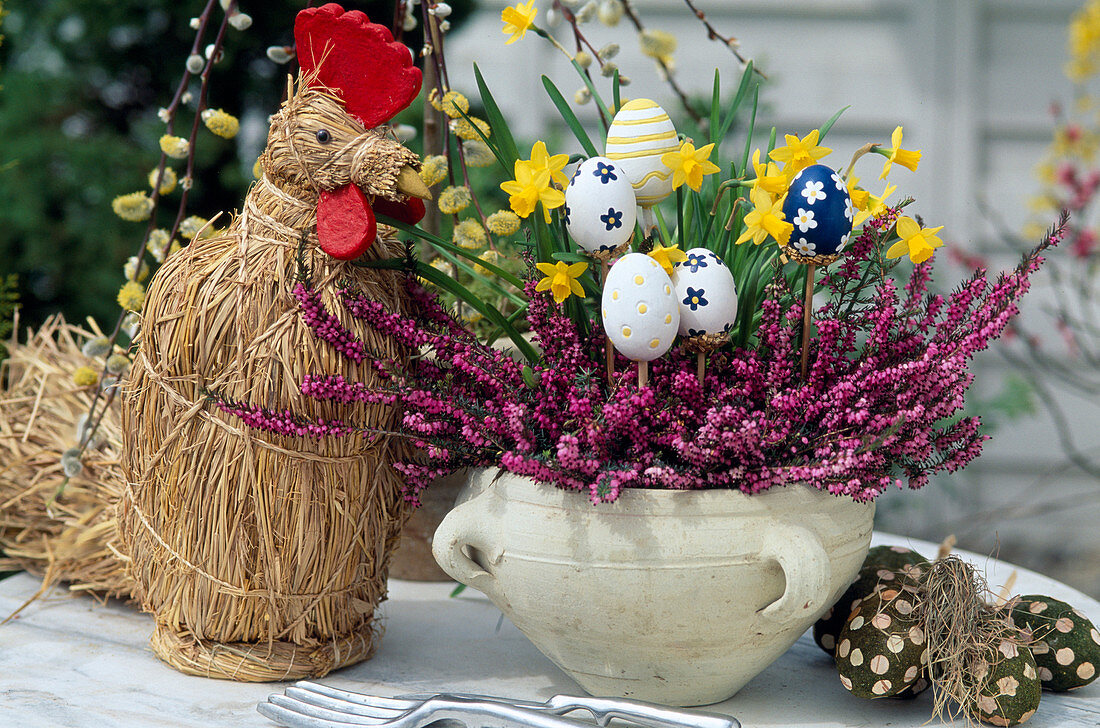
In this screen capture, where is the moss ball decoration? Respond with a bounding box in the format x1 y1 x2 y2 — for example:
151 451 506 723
965 638 1042 727
1009 594 1100 691
835 587 928 698
814 545 928 655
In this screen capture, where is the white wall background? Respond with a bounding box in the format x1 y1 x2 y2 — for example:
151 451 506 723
443 0 1100 594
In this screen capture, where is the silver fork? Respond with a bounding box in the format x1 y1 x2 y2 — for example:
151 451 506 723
258 691 622 728
258 683 739 728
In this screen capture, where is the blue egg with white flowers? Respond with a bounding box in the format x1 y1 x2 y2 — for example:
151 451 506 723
780 164 854 259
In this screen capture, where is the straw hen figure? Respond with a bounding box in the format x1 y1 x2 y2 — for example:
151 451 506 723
117 4 431 680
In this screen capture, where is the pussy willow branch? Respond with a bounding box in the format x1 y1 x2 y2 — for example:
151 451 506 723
73 0 234 475
680 0 762 75
616 0 702 126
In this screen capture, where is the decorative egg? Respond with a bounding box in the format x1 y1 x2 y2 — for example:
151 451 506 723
815 545 928 656
605 99 679 207
965 634 1041 726
835 587 927 699
671 248 737 338
565 157 638 254
781 164 854 259
602 253 679 361
1009 594 1100 691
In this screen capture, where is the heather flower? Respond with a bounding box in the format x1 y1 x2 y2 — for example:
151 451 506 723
453 219 487 249
73 366 98 387
202 108 240 139
159 134 190 159
420 155 449 187
438 185 473 214
112 192 154 222
148 167 177 195
486 210 521 236
117 281 145 312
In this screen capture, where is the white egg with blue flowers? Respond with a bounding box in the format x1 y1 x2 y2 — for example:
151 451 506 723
565 157 638 254
671 248 738 338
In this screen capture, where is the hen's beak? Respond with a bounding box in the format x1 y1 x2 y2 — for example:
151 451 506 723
396 166 432 200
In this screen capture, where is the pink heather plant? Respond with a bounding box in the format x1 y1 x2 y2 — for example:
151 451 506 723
210 208 1066 506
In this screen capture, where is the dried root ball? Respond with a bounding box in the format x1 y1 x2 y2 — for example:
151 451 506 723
1009 595 1100 692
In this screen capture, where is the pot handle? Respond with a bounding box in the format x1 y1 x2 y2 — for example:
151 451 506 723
431 496 508 607
757 525 832 627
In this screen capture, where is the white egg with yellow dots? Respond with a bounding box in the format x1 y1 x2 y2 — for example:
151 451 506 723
602 253 680 361
605 99 679 207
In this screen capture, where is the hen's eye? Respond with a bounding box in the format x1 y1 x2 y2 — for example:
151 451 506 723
316 129 331 144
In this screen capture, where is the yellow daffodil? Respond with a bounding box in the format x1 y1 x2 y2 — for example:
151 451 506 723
736 187 793 246
879 126 922 179
501 0 537 45
749 149 789 196
769 129 831 176
647 243 688 276
500 161 565 223
535 260 587 304
848 176 896 226
886 216 943 264
661 140 720 192
527 140 570 188
864 183 897 219
846 175 870 212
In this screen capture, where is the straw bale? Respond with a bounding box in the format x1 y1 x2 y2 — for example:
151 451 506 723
0 314 131 598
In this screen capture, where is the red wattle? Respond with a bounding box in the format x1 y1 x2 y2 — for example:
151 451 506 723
372 196 426 226
317 185 376 260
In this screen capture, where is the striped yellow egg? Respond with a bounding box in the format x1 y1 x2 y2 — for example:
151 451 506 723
605 99 679 207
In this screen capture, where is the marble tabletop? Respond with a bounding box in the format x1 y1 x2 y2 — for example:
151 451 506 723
1 533 1098 728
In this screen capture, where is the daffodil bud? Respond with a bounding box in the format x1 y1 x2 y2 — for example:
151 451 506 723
186 54 205 74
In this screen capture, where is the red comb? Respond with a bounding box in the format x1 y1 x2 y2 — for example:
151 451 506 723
294 4 422 129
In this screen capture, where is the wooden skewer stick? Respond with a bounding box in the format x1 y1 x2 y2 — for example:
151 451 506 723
638 360 649 388
800 262 816 380
602 260 614 386
697 352 705 386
